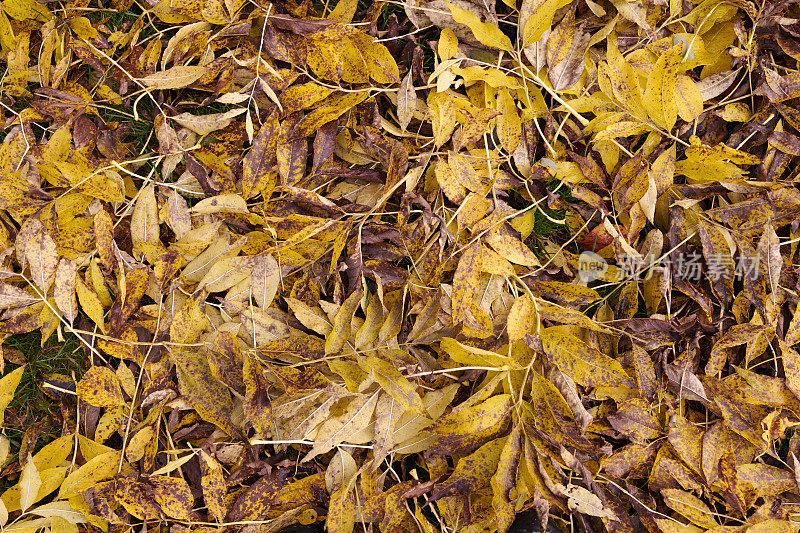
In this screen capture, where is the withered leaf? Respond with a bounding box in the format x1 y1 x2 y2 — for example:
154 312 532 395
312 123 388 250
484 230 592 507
431 437 504 500
76 367 125 408
139 65 206 89
304 392 379 462
451 243 481 323
148 476 194 520
542 327 635 389
429 394 512 456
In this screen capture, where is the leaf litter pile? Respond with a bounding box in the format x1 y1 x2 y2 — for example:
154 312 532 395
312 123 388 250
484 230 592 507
7 0 800 531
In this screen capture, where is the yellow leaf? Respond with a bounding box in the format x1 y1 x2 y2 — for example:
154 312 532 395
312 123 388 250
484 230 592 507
281 83 336 115
545 5 590 91
1 466 68 513
651 143 676 194
602 37 647 118
295 92 370 139
200 451 227 522
26 229 58 295
0 285 38 311
325 448 357 493
149 476 194 520
77 366 125 408
276 134 308 187
661 488 719 528
174 345 239 435
1 0 51 21
541 327 635 389
328 0 357 22
480 245 516 275
286 297 333 336
199 256 254 293
407 291 440 342
451 243 481 322
432 437 504 499
428 91 457 147
172 108 247 136
131 184 159 251
593 120 651 141
429 394 512 456
75 275 105 332
201 0 227 24
361 356 426 415
41 123 71 163
456 194 491 230
745 520 795 533
19 455 41 512
675 139 757 182
68 17 100 41
2 517 51 533
53 259 78 323
304 392 379 462
325 288 364 355
139 65 207 89
59 452 123 498
533 281 601 306
445 1 512 52
435 157 466 203
30 435 73 471
95 407 124 443
0 436 8 468
448 151 488 194
485 225 539 266
491 426 522 532
0 366 25 428
327 483 356 533
373 393 402 463
675 75 704 122
351 33 400 84
125 426 154 463
397 72 416 132
440 337 511 367
562 484 617 519
507 294 535 341
242 112 279 199
192 193 248 215
354 294 383 348
28 502 87 524
439 28 458 61
520 0 571 46
644 45 682 130
718 102 752 122
496 88 521 153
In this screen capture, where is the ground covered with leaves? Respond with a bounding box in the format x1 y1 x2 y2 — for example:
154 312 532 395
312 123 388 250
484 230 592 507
3 0 800 531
